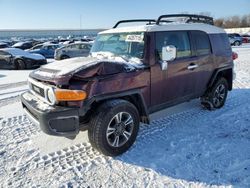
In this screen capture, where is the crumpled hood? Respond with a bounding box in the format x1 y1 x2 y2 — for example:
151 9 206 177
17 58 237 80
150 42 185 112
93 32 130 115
30 56 144 85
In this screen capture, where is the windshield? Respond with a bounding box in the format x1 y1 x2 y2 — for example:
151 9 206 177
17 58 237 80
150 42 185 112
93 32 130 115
91 32 145 60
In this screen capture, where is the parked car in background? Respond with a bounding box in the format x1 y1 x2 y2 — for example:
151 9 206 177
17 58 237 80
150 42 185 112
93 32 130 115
12 41 33 50
0 48 46 70
241 34 250 43
0 42 9 48
28 44 61 58
54 42 92 60
228 33 243 46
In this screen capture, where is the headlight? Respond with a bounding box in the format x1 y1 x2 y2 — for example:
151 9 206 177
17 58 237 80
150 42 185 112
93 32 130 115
47 88 56 104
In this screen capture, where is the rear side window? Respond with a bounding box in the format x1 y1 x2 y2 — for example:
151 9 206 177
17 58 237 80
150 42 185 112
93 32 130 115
192 31 211 56
209 33 231 57
155 31 191 60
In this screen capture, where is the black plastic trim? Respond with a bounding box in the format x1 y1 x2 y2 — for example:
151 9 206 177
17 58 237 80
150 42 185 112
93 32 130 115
156 14 214 25
113 19 156 28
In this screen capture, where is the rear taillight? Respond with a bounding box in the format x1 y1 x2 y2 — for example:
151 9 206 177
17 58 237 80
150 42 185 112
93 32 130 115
232 52 238 60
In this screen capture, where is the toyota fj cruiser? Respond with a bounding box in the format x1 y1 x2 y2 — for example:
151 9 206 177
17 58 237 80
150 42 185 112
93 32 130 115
21 14 235 156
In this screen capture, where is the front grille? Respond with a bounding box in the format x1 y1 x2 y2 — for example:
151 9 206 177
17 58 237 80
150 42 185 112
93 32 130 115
28 77 56 105
31 83 45 97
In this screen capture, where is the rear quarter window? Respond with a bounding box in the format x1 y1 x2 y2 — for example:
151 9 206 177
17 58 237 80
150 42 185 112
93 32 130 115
192 31 211 56
209 33 232 57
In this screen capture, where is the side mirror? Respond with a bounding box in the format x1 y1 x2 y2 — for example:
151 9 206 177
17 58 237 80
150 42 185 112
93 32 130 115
162 45 177 62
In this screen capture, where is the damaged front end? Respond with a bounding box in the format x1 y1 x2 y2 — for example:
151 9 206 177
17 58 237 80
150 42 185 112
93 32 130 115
21 56 149 137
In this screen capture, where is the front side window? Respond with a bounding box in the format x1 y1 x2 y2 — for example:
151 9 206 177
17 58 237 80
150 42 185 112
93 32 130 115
192 31 211 56
91 32 145 59
80 44 91 50
0 51 10 56
155 31 191 60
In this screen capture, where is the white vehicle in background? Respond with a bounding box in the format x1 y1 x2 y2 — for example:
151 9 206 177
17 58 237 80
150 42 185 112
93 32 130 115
54 42 92 60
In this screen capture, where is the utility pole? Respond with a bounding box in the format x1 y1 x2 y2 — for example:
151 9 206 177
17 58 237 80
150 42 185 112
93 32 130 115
80 15 82 30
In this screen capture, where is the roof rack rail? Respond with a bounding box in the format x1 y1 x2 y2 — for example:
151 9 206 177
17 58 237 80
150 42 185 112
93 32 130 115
113 19 156 28
156 14 214 25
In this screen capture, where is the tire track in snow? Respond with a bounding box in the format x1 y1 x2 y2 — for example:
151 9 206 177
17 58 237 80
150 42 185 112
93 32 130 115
0 115 40 143
0 95 20 107
0 89 246 187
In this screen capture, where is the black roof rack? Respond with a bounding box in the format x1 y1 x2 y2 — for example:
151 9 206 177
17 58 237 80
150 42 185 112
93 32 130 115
113 19 156 28
156 14 214 25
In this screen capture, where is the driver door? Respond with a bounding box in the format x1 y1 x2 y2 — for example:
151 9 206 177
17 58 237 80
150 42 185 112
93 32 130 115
150 31 198 110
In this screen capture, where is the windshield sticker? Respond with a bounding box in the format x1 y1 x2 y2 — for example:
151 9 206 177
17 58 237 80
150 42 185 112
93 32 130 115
125 35 144 42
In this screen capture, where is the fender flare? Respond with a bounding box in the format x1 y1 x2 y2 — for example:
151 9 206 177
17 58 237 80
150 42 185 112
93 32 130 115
208 66 233 90
81 89 150 124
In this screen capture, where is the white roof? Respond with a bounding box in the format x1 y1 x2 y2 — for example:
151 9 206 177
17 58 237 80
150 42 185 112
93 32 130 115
100 23 225 34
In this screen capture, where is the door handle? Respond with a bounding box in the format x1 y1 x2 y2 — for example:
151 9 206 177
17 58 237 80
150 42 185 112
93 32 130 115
187 64 198 70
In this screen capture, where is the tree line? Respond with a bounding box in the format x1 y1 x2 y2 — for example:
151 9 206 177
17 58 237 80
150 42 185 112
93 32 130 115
214 15 250 28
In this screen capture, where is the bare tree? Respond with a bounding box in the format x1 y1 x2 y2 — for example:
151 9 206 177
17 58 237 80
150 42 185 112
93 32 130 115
214 14 250 28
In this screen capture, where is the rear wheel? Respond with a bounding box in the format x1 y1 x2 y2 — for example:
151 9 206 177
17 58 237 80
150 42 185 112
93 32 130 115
234 41 240 46
15 59 26 70
88 99 140 156
201 78 228 110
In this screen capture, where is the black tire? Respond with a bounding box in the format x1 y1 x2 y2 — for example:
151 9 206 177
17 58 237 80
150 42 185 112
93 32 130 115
15 59 26 70
60 55 70 60
234 41 240 46
88 99 140 156
201 77 229 110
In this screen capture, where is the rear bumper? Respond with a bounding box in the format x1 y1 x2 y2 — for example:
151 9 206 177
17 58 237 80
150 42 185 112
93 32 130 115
21 91 80 137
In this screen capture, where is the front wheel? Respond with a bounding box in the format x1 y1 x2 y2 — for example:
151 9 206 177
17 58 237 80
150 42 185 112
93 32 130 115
88 99 140 156
15 59 26 70
201 78 229 110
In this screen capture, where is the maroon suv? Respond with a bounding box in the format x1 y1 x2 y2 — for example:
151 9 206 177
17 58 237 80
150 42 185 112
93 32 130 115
21 14 235 156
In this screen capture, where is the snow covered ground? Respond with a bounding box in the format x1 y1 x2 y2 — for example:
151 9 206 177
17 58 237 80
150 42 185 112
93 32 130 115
0 45 250 187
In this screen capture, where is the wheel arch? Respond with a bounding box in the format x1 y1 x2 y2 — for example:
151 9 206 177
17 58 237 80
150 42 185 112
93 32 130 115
208 67 233 91
14 57 26 69
87 90 150 124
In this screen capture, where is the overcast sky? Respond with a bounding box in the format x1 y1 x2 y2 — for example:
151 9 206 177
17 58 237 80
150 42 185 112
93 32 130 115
0 0 249 29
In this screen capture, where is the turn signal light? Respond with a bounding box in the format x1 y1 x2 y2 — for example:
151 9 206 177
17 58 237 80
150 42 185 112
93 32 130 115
55 89 87 101
232 51 238 60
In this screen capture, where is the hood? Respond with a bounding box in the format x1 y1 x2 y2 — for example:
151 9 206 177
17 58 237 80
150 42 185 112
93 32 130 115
30 56 145 85
4 48 45 60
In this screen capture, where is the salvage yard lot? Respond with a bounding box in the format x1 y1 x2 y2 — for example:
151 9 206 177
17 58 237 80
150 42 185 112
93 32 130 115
0 45 250 187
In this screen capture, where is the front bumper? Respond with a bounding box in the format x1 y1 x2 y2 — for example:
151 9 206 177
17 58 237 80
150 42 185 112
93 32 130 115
21 91 80 137
28 59 47 69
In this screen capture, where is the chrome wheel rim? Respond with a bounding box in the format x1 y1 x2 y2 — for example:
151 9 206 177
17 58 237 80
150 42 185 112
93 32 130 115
106 112 134 148
213 84 226 107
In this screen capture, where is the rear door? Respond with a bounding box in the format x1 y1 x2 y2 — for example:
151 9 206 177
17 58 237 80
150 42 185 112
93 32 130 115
79 43 91 56
72 44 81 57
190 31 214 96
150 31 198 109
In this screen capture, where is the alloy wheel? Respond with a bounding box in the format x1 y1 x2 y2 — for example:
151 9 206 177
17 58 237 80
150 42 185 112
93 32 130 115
106 112 134 148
